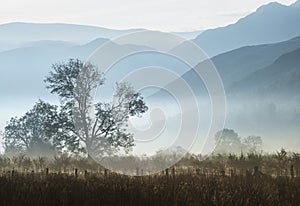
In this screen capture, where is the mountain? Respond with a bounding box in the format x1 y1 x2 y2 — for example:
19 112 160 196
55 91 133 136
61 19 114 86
0 37 190 100
0 37 110 99
172 30 203 40
229 47 300 97
0 22 204 52
153 34 300 152
169 35 300 98
211 35 300 86
0 42 77 98
225 46 300 151
193 2 300 57
0 22 144 52
291 0 300 8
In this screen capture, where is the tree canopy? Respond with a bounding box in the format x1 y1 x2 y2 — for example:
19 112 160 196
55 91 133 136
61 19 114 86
3 59 148 158
214 128 263 154
3 100 60 157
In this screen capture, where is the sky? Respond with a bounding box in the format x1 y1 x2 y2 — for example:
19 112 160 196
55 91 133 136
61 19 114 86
0 0 297 32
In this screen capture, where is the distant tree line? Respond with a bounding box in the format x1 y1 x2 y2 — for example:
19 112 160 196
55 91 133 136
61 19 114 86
0 148 299 178
214 128 263 154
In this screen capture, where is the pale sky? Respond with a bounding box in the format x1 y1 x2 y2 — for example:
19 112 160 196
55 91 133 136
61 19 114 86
0 0 297 31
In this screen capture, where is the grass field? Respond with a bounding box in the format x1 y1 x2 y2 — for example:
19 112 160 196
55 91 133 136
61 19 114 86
0 172 299 206
0 151 299 206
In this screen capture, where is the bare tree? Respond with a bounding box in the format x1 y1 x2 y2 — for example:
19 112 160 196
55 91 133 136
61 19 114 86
45 59 148 158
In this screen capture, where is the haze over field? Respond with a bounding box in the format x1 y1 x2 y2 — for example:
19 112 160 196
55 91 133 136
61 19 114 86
0 0 300 154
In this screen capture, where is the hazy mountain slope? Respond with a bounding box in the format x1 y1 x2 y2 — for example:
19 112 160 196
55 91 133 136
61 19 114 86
0 38 182 100
212 35 300 85
193 2 300 57
0 38 107 98
291 0 300 7
172 30 203 40
0 43 77 97
229 47 300 97
0 22 144 52
175 35 300 96
0 22 204 52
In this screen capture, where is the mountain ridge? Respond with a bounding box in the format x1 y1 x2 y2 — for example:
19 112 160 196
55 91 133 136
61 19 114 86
229 46 300 97
291 0 300 7
0 22 202 52
181 35 300 91
193 1 300 57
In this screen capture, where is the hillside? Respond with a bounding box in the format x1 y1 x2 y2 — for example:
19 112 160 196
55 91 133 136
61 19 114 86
169 35 300 98
229 47 300 97
193 1 300 57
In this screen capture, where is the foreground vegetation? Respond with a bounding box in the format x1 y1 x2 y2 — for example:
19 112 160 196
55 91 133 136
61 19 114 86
0 150 299 205
0 148 299 176
0 172 299 206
